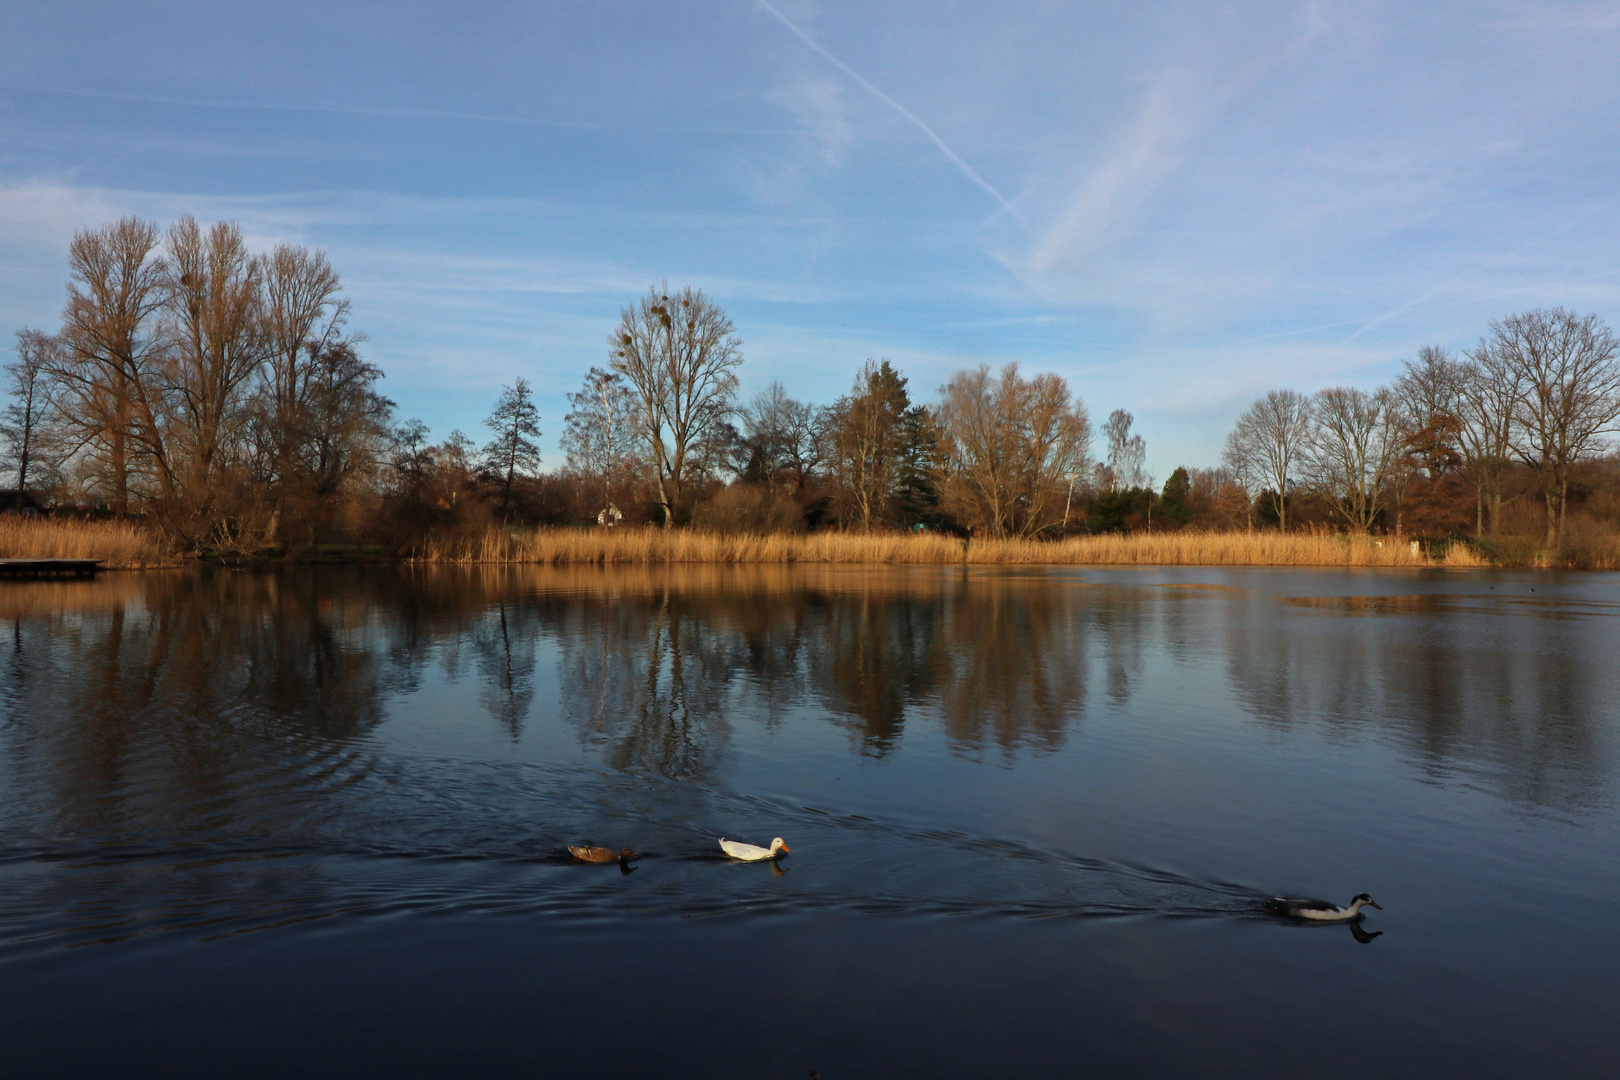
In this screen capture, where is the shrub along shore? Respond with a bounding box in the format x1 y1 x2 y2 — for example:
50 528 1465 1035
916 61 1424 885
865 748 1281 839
9 517 1596 571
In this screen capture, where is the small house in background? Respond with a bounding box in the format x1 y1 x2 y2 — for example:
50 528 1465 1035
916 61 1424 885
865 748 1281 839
0 490 42 517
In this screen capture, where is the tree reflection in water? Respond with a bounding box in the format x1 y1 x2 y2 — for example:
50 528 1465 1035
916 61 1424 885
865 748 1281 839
0 567 1610 819
933 573 1087 757
1218 581 1610 814
550 567 1092 766
554 583 738 781
2 573 390 843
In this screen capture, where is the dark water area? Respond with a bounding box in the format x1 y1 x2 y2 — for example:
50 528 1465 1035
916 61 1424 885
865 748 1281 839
2 564 1617 1077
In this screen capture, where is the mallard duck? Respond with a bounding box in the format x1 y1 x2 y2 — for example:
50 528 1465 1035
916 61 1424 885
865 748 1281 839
568 845 637 864
719 837 789 861
1264 892 1382 921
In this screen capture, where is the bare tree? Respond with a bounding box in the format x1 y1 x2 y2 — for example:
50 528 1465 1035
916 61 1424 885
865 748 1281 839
52 216 169 515
1481 308 1620 547
482 377 542 514
281 340 393 543
1100 409 1145 492
160 216 267 537
1222 389 1313 530
608 285 743 527
734 383 826 492
2 330 63 495
1221 450 1258 530
389 417 433 498
258 242 350 540
34 215 398 543
936 363 1091 537
562 366 640 507
427 429 480 512
1304 386 1405 532
778 394 824 491
1455 347 1521 537
1395 346 1464 426
1393 345 1470 535
734 383 790 488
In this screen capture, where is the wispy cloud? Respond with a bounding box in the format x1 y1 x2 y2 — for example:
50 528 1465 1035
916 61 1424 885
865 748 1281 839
1012 2 1363 322
753 0 1028 227
7 2 1620 471
0 179 125 249
3 82 604 130
1340 220 1594 342
1024 72 1200 282
1488 0 1620 33
771 74 853 169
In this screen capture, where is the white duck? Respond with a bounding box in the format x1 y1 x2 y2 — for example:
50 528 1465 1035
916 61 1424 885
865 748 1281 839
719 837 790 861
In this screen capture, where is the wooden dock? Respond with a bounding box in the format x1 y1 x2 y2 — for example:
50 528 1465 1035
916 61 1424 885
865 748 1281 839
0 559 104 578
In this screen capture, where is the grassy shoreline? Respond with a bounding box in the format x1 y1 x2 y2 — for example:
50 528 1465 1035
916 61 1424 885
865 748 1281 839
10 518 1619 570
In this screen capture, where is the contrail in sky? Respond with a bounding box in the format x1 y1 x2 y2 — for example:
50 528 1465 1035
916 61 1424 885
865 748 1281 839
1343 215 1594 343
754 0 1028 228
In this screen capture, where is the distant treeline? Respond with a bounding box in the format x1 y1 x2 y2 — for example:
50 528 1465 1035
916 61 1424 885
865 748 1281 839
4 215 1620 560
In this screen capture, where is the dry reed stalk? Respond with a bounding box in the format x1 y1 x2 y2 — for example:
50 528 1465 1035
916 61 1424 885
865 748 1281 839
1438 543 1490 568
407 527 1461 567
0 518 174 568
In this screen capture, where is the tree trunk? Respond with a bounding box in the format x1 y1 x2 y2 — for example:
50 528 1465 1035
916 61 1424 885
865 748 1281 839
1558 477 1569 546
656 470 674 528
16 410 30 494
111 423 127 518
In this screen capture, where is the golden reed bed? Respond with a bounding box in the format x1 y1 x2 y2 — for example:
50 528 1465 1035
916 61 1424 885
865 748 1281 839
0 518 1497 569
0 517 174 569
409 528 1488 568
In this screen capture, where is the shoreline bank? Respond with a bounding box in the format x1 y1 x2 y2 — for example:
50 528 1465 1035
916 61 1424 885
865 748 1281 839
7 519 1618 570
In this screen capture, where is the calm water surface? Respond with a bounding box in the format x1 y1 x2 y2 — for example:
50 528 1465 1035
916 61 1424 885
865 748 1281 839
1 565 1617 1077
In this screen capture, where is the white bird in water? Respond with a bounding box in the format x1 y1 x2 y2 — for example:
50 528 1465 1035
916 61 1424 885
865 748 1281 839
1265 892 1383 921
719 837 790 861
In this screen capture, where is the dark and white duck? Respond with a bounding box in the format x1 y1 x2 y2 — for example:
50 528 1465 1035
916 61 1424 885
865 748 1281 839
1264 892 1383 921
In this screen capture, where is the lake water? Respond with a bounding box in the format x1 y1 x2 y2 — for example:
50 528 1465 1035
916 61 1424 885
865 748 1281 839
1 564 1617 1077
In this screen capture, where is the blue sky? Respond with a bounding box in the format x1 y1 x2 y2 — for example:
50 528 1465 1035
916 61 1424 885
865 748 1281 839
3 0 1618 476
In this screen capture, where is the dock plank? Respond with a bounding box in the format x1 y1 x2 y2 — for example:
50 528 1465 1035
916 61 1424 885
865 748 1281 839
0 559 105 578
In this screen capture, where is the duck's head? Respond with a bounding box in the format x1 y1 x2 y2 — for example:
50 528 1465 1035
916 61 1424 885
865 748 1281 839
770 837 790 855
1352 892 1382 910
618 847 637 862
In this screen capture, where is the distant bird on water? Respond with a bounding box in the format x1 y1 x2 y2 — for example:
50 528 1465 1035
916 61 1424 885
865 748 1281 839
1265 892 1383 921
568 845 637 864
719 837 790 861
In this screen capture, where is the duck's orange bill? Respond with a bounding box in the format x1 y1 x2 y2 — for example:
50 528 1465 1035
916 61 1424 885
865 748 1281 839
780 845 790 853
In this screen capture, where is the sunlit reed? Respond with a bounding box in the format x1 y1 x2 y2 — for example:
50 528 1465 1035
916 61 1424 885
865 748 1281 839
407 528 1471 567
0 518 174 568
